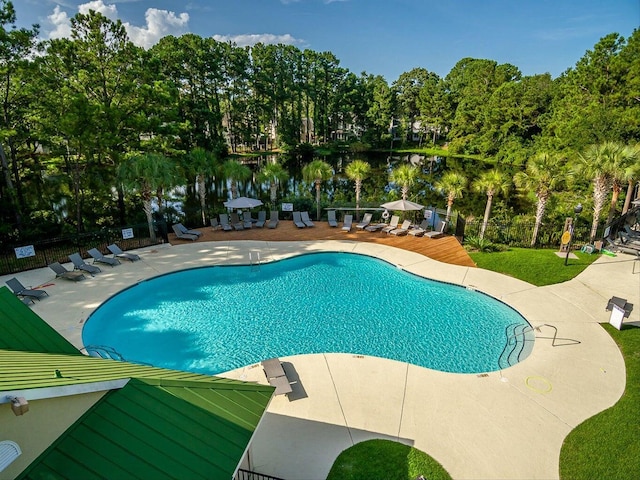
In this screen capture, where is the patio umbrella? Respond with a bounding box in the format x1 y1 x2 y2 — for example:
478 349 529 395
223 196 263 209
380 199 424 211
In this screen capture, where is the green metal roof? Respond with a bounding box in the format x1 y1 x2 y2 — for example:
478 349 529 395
0 349 258 391
0 285 275 479
0 287 79 355
18 378 274 480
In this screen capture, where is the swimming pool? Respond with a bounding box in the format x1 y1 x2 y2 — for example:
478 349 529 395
83 252 533 374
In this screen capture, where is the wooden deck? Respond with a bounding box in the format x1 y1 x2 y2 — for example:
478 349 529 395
170 220 476 268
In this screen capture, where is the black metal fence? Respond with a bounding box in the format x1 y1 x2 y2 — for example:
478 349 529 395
235 469 286 480
461 217 593 248
0 222 166 276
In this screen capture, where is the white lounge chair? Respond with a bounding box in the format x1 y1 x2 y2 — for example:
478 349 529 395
327 210 338 227
356 213 373 230
342 214 353 231
389 219 412 236
382 215 400 233
292 211 306 228
267 211 279 229
301 211 315 227
107 244 140 261
172 224 199 240
255 211 267 228
408 220 429 236
424 220 447 238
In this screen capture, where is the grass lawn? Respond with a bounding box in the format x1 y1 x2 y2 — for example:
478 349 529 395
560 323 640 479
468 247 600 286
326 439 451 480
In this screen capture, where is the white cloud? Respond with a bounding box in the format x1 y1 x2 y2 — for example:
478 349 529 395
212 33 303 47
78 0 118 21
47 6 72 40
43 1 189 49
125 8 189 49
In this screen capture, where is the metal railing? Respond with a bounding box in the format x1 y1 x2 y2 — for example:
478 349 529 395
235 469 286 480
0 222 165 276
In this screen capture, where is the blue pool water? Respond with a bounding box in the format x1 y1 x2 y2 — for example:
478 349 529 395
83 252 532 374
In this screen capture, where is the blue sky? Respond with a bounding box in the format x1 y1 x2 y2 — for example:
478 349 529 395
13 0 640 82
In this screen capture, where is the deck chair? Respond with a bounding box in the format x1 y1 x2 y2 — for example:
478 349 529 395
327 210 338 227
242 211 254 229
267 211 279 229
107 244 140 261
408 220 429 236
301 211 315 227
255 211 267 228
381 215 400 233
342 214 353 232
389 219 412 236
49 262 86 281
175 222 202 237
292 211 306 228
6 277 49 300
88 248 121 267
210 218 222 230
261 358 293 395
69 252 101 275
172 223 199 240
356 212 373 230
218 214 234 231
230 212 244 230
424 220 447 239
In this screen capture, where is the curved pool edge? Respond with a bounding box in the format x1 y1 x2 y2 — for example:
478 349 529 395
13 239 628 480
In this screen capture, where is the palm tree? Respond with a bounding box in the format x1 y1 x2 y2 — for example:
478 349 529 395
257 161 289 206
434 171 467 222
345 159 371 220
575 143 616 242
223 159 251 200
606 143 638 221
622 143 640 214
118 153 177 242
389 164 419 200
185 147 219 226
514 152 566 247
302 159 333 220
472 169 510 239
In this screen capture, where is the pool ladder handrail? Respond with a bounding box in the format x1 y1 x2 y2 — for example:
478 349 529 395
249 251 261 270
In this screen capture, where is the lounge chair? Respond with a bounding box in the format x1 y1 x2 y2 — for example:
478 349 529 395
175 222 202 237
381 215 400 233
261 358 293 395
606 296 634 318
6 277 49 301
218 214 234 231
327 210 338 227
424 220 447 239
356 213 373 230
69 253 102 275
292 211 306 228
107 244 140 261
242 211 254 229
408 220 429 236
301 211 315 227
172 224 199 240
88 248 121 267
229 212 244 230
210 218 221 230
389 219 412 236
255 211 266 228
267 211 279 229
49 262 86 281
342 214 353 232
365 223 386 232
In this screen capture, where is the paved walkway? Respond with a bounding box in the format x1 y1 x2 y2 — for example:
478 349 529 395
3 241 637 479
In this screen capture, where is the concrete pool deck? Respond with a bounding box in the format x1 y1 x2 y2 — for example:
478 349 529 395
3 240 638 479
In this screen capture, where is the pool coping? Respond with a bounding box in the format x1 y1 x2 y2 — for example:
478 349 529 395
2 240 635 480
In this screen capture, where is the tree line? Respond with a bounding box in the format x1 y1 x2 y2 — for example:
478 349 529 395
0 0 638 247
